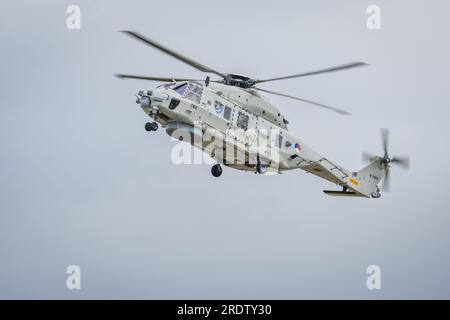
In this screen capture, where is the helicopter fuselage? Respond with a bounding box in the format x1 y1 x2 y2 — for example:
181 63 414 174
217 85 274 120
137 80 356 188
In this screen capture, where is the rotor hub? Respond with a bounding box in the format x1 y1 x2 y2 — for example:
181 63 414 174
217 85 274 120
222 74 255 88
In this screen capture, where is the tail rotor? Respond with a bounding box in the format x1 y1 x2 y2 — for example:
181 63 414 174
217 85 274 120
362 128 410 192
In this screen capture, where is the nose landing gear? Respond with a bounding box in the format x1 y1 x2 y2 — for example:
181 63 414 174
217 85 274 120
145 106 160 132
211 164 222 177
145 121 158 131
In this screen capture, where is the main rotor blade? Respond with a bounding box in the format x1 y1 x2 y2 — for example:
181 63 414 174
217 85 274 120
115 74 202 82
381 128 389 156
382 169 390 192
391 156 410 169
121 31 225 79
253 87 351 115
253 62 368 84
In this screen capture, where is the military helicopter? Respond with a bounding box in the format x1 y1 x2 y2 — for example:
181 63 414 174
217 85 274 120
116 31 409 198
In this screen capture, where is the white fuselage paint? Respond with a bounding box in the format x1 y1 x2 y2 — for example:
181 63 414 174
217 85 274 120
140 81 376 197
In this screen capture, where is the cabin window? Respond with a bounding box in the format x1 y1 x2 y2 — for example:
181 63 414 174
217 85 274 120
214 101 224 114
275 133 283 148
224 106 232 120
237 112 249 130
183 82 203 104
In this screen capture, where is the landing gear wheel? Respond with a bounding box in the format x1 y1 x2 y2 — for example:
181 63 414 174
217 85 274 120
211 164 222 177
145 122 158 132
256 162 267 174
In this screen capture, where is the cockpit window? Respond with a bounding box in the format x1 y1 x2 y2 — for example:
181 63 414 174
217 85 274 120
174 83 188 95
183 82 203 104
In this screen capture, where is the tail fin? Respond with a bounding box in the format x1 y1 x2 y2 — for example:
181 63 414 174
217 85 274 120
347 158 387 197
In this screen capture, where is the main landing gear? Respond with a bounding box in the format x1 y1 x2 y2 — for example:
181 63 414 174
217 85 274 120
256 161 267 174
211 164 222 177
255 155 268 174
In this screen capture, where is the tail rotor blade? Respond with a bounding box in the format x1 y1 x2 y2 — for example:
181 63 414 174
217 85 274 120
363 129 409 194
381 128 390 155
382 169 391 192
391 156 410 169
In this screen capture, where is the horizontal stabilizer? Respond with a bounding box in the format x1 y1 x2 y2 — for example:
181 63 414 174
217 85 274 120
323 190 366 197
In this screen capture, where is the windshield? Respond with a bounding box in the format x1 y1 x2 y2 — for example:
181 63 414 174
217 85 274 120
157 82 177 89
174 83 188 95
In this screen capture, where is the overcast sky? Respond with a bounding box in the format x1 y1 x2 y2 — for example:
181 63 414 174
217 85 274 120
1 0 450 299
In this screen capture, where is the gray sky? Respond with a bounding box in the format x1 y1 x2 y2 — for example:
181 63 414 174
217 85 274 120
1 0 450 299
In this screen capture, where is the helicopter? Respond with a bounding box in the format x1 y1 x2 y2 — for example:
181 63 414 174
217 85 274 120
116 31 409 198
